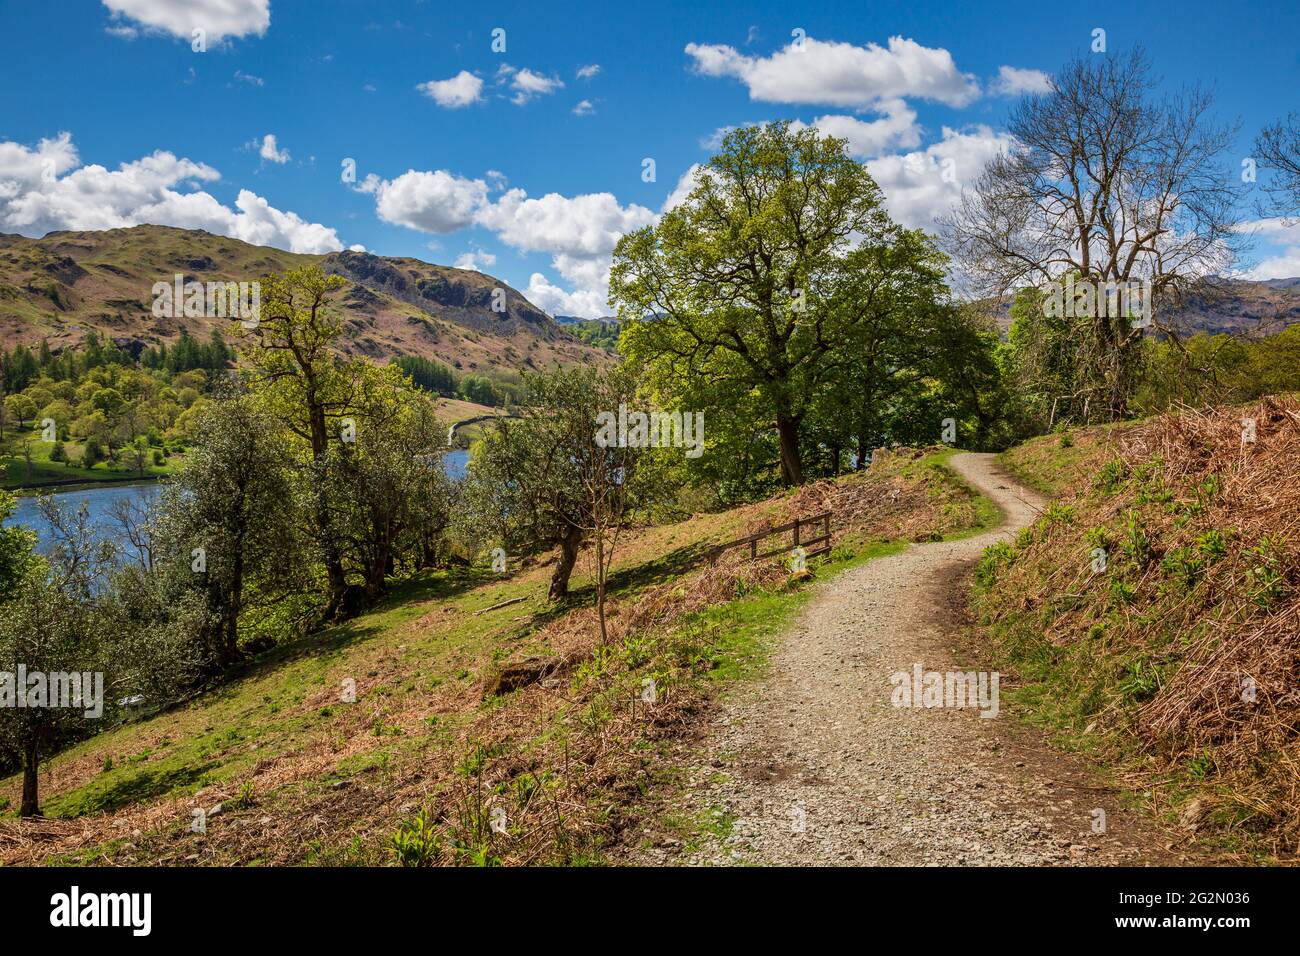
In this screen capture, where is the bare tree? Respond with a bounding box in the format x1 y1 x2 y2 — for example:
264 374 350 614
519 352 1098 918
1253 113 1300 218
942 48 1243 419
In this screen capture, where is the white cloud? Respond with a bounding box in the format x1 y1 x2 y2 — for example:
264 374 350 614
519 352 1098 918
510 68 564 105
476 189 655 259
477 190 656 316
576 64 601 80
866 125 1017 230
348 243 366 252
990 65 1053 97
256 133 290 164
417 70 484 108
685 36 980 108
359 163 658 317
0 132 343 254
234 69 264 86
790 100 921 159
525 272 609 317
572 99 595 116
662 164 704 212
1239 218 1300 280
360 169 489 233
102 0 270 42
454 249 497 272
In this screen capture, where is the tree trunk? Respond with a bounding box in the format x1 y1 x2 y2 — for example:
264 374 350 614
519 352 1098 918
775 415 804 486
548 526 583 600
595 534 608 644
20 741 40 817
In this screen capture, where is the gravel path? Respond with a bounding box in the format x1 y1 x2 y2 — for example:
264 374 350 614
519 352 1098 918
626 453 1197 867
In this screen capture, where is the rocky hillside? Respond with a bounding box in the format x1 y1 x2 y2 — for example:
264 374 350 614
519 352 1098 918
0 225 605 374
983 278 1300 338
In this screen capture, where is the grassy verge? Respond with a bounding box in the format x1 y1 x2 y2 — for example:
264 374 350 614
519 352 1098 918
974 400 1300 861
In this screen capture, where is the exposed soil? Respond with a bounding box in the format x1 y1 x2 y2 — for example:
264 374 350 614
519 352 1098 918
623 453 1218 866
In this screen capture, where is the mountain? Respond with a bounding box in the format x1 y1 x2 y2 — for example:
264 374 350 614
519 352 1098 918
0 225 605 373
981 278 1300 337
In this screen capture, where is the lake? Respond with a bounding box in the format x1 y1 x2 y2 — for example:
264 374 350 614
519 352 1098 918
5 449 472 555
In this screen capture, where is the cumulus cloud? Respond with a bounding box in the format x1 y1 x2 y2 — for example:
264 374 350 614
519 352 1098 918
359 169 490 233
865 125 1017 230
576 64 601 80
358 164 655 316
454 249 497 272
662 164 704 212
685 35 980 108
256 133 290 164
0 132 343 253
509 68 564 105
102 0 270 42
572 99 595 116
989 65 1053 97
525 272 609 317
475 189 655 260
417 70 484 108
1239 218 1300 280
790 100 921 158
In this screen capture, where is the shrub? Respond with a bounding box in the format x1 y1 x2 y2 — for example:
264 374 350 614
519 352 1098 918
391 810 440 866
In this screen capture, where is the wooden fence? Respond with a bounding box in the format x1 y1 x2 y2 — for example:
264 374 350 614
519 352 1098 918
706 511 832 566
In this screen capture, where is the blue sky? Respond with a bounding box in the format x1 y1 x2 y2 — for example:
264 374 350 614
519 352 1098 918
1 0 1298 316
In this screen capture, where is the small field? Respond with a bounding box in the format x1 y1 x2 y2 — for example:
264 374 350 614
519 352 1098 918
1 424 178 491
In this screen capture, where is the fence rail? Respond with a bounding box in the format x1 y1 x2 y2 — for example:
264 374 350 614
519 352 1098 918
707 511 832 566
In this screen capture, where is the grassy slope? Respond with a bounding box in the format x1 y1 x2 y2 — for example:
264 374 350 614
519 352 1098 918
0 448 996 866
980 402 1300 861
2 423 178 490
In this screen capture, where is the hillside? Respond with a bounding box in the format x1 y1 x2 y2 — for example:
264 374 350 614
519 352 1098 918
982 278 1300 338
980 399 1300 857
0 225 605 373
0 449 994 865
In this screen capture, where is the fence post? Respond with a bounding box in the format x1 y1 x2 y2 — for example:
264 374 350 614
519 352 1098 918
793 519 801 548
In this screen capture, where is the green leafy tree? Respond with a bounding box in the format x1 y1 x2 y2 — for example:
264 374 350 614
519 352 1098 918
154 394 303 666
239 266 362 620
461 365 662 600
611 122 899 485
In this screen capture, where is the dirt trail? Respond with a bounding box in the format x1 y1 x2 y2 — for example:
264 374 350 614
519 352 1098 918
626 452 1199 866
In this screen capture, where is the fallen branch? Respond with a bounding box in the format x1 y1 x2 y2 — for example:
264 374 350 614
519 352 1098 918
476 596 528 615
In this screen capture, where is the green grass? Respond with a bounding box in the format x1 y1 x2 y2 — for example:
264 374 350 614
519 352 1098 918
1 424 179 490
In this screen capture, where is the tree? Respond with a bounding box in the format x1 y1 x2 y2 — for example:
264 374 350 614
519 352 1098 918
611 122 897 485
462 365 656 601
808 230 956 469
326 373 451 605
0 491 37 595
239 266 363 620
0 499 199 816
942 48 1242 420
1253 113 1300 217
4 393 37 428
154 394 302 666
